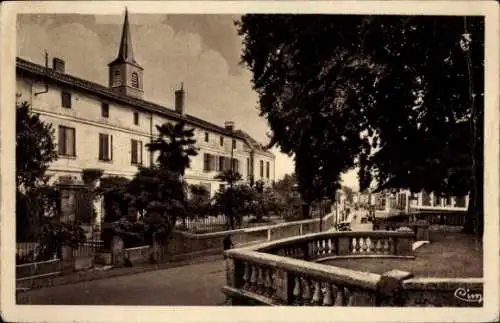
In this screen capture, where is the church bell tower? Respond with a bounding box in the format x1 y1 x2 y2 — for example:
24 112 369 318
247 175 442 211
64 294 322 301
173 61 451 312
108 8 144 99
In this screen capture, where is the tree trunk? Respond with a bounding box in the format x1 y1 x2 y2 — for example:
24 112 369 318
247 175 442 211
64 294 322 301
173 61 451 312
462 171 484 236
301 203 310 219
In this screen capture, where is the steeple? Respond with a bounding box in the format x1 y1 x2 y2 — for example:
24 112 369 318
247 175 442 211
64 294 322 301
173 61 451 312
108 8 144 99
110 8 137 66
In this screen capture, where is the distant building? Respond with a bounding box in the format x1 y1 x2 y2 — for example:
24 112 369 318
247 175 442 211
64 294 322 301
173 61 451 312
373 189 469 217
16 10 275 226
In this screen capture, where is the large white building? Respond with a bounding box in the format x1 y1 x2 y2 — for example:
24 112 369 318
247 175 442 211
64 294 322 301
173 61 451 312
16 11 275 199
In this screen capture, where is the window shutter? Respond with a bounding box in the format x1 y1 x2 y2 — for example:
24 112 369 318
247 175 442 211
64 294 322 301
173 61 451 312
210 154 216 171
131 139 137 164
58 127 65 155
139 141 143 164
110 135 113 161
103 134 108 160
98 134 103 160
203 153 209 171
69 128 75 156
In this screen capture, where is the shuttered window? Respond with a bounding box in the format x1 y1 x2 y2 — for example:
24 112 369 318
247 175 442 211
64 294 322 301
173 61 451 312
247 158 251 176
61 92 71 108
99 133 113 161
131 72 139 88
131 139 143 165
58 126 76 156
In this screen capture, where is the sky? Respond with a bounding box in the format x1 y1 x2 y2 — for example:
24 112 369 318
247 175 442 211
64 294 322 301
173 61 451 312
16 12 359 189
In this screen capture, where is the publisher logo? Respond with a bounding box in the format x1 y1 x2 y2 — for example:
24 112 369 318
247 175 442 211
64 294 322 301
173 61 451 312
454 288 483 304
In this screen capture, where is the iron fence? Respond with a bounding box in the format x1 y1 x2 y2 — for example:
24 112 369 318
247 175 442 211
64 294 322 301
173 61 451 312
16 242 57 265
73 240 105 258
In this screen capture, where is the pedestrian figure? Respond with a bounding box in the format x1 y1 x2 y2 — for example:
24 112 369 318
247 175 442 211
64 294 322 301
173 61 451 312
223 235 234 259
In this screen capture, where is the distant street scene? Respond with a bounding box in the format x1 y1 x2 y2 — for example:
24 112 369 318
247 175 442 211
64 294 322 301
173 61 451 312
9 2 491 320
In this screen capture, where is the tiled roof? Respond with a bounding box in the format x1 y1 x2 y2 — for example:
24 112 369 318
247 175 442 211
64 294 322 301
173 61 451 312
16 57 275 158
16 58 237 139
234 129 274 158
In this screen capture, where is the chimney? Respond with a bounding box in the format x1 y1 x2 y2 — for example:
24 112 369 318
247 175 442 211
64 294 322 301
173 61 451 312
224 121 235 131
175 83 185 115
53 57 65 73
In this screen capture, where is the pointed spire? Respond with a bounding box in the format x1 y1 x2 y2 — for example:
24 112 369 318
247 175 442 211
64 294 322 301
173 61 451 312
111 7 137 65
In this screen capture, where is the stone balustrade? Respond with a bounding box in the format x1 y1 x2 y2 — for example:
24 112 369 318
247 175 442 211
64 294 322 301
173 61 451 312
223 230 483 307
223 230 415 306
259 231 415 261
372 220 430 241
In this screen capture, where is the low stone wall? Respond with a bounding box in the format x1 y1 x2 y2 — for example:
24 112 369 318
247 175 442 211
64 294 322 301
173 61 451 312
169 214 337 259
124 245 152 266
373 220 430 241
16 259 61 280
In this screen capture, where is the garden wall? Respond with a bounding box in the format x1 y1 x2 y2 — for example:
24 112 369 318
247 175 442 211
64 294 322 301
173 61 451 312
168 213 336 260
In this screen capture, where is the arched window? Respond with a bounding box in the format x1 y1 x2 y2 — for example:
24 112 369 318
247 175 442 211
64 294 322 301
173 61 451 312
131 72 139 88
112 70 121 86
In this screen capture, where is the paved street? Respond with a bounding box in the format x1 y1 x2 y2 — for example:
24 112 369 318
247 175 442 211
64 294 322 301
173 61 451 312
18 259 227 305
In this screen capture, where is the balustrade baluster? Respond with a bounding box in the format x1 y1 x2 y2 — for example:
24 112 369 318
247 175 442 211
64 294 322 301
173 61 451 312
366 237 372 253
249 265 258 290
316 240 322 256
344 287 353 306
301 278 312 305
351 238 357 254
311 280 321 305
271 270 281 302
263 268 273 297
292 276 302 305
322 282 333 306
256 266 265 293
375 239 382 253
321 239 327 255
360 237 368 253
242 262 250 289
327 238 333 255
383 239 390 254
332 284 344 306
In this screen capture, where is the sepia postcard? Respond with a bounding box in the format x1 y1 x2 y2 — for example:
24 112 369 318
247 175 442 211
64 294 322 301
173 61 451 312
1 1 499 322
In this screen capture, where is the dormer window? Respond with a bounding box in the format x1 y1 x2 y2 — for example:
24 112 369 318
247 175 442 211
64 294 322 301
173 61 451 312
131 72 139 88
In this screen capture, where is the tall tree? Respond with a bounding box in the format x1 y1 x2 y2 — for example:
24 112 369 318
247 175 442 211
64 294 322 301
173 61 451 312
237 15 484 236
236 15 382 218
128 120 200 240
147 121 198 176
16 101 59 241
356 16 484 235
214 169 243 229
16 101 58 190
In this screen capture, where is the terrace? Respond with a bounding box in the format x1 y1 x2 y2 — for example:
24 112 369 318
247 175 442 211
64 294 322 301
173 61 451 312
222 225 482 307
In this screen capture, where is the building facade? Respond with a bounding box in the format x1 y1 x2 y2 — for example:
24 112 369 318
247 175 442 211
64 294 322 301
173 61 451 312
16 11 275 217
372 189 469 217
